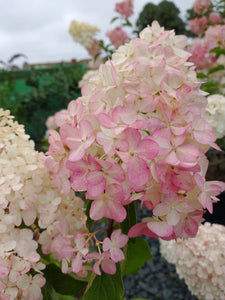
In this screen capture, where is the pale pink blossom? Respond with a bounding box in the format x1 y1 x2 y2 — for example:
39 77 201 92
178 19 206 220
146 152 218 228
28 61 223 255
188 16 208 35
209 12 222 24
89 184 126 222
86 38 101 57
46 21 225 245
103 229 128 262
17 274 46 300
87 252 116 275
115 0 134 18
193 0 211 15
106 28 129 49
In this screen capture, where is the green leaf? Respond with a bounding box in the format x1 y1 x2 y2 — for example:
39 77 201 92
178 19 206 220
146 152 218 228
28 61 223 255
122 237 152 275
83 264 124 300
56 294 77 300
86 200 95 231
42 281 60 300
110 16 119 23
208 64 225 75
43 263 87 296
209 47 225 55
121 202 137 234
122 18 132 27
197 72 207 79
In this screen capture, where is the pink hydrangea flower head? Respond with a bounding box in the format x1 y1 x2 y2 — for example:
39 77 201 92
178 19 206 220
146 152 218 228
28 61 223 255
188 16 208 35
106 28 129 49
46 21 225 242
193 0 211 15
209 12 222 24
86 38 101 57
115 0 134 18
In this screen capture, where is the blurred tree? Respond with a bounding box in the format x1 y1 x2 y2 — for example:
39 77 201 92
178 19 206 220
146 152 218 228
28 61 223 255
135 0 188 36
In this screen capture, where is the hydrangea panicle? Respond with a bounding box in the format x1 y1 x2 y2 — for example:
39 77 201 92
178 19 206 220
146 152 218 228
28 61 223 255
160 223 225 300
46 21 225 245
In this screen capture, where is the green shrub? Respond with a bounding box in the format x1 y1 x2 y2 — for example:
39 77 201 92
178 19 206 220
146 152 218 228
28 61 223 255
0 63 87 150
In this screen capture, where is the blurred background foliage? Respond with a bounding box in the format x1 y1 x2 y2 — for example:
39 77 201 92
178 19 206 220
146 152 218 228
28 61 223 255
0 63 87 150
135 0 188 36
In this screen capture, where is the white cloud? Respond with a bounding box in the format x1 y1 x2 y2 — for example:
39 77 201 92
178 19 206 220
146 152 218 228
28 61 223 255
0 0 194 65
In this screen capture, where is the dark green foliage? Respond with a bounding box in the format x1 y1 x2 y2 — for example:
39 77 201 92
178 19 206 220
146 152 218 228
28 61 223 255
121 202 137 235
43 263 87 296
135 0 187 36
83 264 124 300
122 237 152 275
0 63 87 150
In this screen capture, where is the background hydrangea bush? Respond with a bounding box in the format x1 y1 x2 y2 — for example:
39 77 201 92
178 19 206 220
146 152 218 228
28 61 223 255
160 222 225 300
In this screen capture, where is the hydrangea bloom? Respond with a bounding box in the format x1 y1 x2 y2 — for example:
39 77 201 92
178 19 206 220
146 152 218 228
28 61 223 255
115 0 134 18
188 16 208 35
106 27 129 49
46 21 225 243
193 0 211 15
0 109 87 298
160 222 225 300
78 69 99 89
188 24 225 70
209 12 222 24
69 20 100 48
205 94 225 139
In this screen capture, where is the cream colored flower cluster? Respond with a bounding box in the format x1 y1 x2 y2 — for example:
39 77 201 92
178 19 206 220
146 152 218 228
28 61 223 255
160 222 225 300
69 20 100 48
0 109 86 299
205 94 225 139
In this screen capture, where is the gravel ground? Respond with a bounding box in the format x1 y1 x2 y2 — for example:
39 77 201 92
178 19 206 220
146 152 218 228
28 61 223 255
123 236 198 300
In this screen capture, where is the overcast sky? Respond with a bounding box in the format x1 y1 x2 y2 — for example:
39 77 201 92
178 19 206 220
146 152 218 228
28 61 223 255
0 0 194 66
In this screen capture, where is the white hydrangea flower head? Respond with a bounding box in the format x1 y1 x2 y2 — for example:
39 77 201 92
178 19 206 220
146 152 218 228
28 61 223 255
160 222 225 300
0 108 87 299
205 94 225 139
69 20 100 48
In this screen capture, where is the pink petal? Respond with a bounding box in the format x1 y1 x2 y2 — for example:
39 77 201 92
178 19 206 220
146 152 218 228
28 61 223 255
90 199 106 220
136 138 159 160
110 248 125 262
184 218 198 237
124 128 141 150
0 264 9 278
61 246 74 259
87 172 106 197
127 156 150 186
153 202 170 216
70 173 87 191
98 113 116 128
166 210 180 226
72 254 83 273
128 222 158 238
170 124 190 136
102 237 111 252
147 221 173 237
93 261 101 275
106 201 127 223
101 259 116 275
68 144 85 162
164 151 180 166
176 144 200 163
111 229 128 248
79 120 94 140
